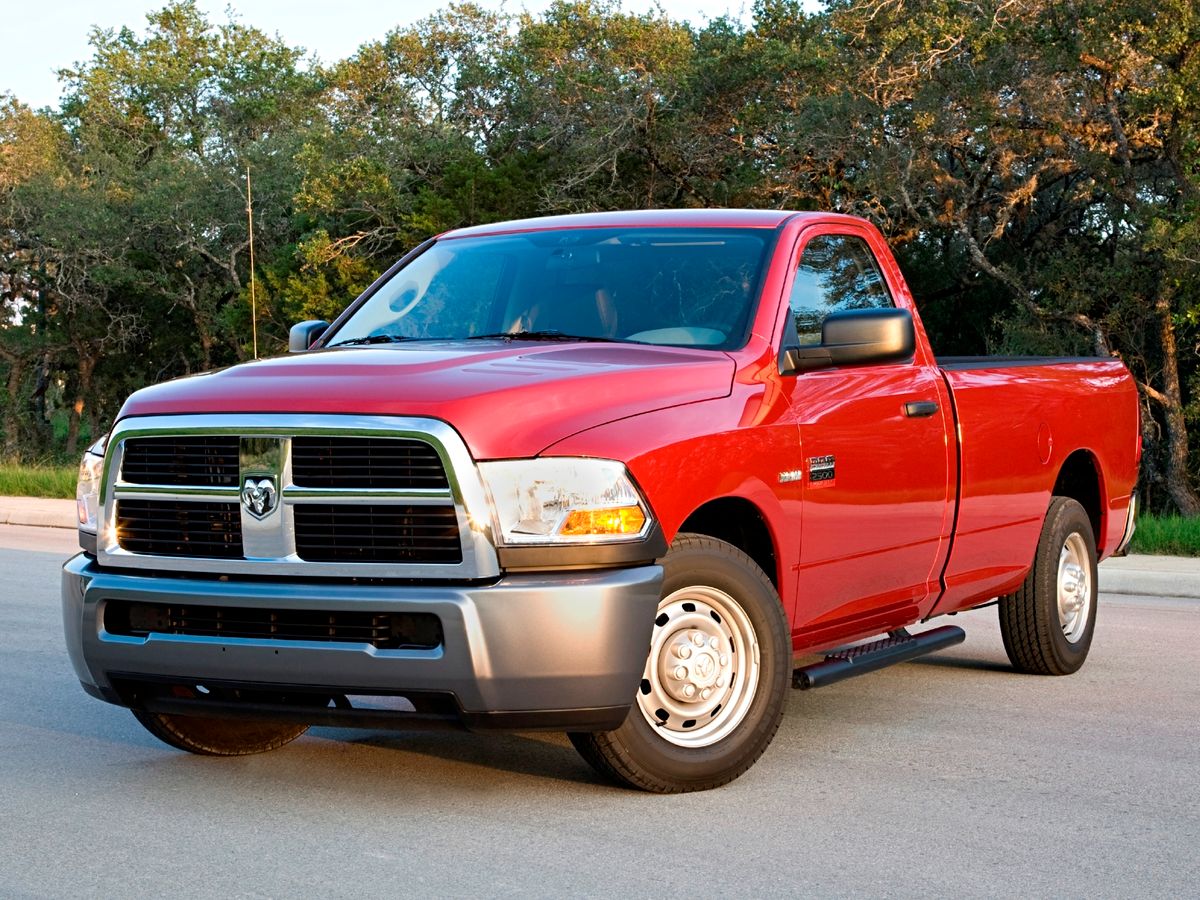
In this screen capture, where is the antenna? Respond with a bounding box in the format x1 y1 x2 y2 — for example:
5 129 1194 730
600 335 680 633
246 167 258 360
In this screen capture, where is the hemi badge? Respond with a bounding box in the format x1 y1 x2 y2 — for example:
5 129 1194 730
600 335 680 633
807 455 836 484
778 470 804 484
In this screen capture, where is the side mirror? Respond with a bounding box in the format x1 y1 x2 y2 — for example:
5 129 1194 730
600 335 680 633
780 308 916 375
289 320 330 352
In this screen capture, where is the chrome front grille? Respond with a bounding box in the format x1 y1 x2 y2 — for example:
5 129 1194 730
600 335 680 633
291 436 449 489
97 415 499 579
121 436 240 486
293 503 462 563
116 499 242 558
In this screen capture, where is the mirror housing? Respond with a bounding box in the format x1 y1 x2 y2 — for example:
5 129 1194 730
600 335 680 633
289 320 330 352
780 308 916 375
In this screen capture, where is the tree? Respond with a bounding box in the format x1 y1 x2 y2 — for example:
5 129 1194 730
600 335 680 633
0 97 72 454
56 0 319 366
785 0 1200 512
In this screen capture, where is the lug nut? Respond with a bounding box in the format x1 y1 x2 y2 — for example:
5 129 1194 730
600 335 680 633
677 645 692 659
700 687 712 700
719 655 729 666
717 675 726 688
673 666 687 680
692 632 705 647
709 636 719 649
682 684 697 698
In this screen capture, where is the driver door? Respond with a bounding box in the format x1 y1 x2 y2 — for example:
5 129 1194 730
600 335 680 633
785 227 953 645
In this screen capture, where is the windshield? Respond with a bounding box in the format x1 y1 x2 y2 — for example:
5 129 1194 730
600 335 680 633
326 227 773 350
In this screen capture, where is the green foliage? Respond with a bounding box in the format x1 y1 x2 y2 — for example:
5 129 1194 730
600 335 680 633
1130 513 1200 557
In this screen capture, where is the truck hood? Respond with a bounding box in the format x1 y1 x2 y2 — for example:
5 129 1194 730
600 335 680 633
116 342 736 458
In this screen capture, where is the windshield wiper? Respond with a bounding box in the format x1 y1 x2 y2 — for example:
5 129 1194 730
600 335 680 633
331 330 635 347
459 330 626 343
326 334 418 347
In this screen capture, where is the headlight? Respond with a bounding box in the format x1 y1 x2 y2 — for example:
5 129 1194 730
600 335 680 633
76 434 109 534
478 458 652 545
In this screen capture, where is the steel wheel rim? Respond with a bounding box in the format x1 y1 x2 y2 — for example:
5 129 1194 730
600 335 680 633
1057 532 1092 643
635 585 761 748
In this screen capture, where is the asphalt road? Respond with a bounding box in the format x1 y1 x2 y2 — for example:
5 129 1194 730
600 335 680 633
2 524 1197 899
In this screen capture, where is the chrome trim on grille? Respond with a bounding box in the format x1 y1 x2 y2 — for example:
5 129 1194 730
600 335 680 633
282 487 454 503
240 436 286 556
112 485 241 501
97 414 499 579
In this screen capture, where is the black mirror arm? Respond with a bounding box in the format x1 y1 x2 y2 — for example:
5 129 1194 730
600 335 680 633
289 320 330 353
780 346 834 375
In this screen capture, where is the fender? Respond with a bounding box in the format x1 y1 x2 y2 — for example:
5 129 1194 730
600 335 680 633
543 391 803 624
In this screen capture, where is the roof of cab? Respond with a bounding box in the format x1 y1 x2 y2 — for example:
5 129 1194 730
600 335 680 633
441 208 833 239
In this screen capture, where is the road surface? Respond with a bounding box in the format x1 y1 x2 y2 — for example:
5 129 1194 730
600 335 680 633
1 524 1196 898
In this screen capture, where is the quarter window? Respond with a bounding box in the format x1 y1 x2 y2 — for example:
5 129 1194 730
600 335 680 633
788 234 894 345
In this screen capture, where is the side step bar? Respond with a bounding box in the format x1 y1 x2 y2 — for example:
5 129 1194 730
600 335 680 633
793 625 966 690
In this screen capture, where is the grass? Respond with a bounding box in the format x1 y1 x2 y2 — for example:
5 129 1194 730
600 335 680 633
1130 512 1200 558
0 463 78 499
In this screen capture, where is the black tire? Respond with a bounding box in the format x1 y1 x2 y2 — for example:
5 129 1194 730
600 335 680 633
998 496 1098 675
132 710 308 756
569 533 790 793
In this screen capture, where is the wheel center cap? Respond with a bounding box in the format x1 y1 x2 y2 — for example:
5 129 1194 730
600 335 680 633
1065 562 1082 584
1062 564 1084 606
659 629 730 703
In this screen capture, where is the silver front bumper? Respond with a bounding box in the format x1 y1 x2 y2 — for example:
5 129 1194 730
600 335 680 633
63 554 661 730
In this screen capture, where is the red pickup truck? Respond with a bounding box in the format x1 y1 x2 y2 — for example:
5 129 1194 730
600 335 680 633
64 209 1139 792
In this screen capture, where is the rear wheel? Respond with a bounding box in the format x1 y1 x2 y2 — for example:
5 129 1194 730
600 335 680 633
569 534 790 793
998 496 1098 675
132 710 308 756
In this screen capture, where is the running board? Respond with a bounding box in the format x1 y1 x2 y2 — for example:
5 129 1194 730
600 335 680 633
793 625 966 690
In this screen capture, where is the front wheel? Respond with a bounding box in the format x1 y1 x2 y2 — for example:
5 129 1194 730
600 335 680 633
569 534 790 793
998 496 1098 675
133 710 308 756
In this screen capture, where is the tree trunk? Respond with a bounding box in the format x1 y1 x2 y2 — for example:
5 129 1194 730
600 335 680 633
3 357 25 457
85 404 102 448
64 393 82 458
197 324 213 370
1154 294 1200 516
30 351 50 440
65 352 97 458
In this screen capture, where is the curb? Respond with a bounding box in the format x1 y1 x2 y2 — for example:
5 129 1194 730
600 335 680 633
0 497 77 530
1099 555 1200 599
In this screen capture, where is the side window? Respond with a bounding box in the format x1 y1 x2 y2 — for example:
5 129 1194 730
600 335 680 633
788 234 894 345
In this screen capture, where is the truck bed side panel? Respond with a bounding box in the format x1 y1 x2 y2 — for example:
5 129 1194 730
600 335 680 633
933 359 1138 614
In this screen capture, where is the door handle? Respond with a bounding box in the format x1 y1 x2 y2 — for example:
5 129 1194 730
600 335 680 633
903 401 939 418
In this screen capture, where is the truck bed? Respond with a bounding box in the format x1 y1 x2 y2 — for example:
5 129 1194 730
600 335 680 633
931 355 1138 614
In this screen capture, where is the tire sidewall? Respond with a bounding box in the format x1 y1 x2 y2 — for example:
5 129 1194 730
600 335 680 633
609 535 790 787
1039 499 1099 672
134 710 308 756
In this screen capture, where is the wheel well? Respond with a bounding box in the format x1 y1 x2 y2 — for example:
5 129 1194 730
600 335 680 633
678 497 778 588
1053 450 1103 547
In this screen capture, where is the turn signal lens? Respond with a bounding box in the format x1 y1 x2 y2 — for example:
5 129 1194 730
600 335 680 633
559 506 647 536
